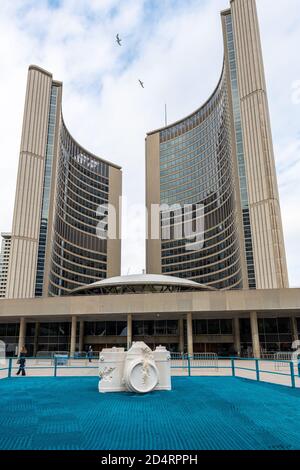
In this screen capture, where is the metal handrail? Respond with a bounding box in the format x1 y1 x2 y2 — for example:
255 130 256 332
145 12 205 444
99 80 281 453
0 356 299 388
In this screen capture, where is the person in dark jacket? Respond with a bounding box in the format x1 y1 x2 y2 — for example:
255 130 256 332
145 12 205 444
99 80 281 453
87 346 93 363
16 346 27 376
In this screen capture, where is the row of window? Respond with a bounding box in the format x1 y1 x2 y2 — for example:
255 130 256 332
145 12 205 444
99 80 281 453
161 216 237 257
1 318 300 343
162 234 238 266
54 214 107 253
53 237 107 263
162 249 240 277
167 262 242 286
160 79 225 143
51 262 100 286
52 247 106 272
68 159 109 192
160 108 229 155
160 104 226 156
71 158 109 187
192 319 233 335
160 123 230 171
160 143 231 189
225 14 256 289
35 86 58 296
161 171 233 209
60 123 109 178
161 211 236 251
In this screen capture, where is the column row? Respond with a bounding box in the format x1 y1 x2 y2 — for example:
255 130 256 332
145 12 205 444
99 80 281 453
13 314 300 357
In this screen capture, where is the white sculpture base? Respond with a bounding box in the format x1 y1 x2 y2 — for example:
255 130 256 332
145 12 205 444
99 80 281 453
99 342 171 394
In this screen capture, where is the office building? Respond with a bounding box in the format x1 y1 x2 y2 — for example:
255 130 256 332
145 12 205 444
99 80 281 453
6 66 122 299
0 233 11 298
146 0 288 290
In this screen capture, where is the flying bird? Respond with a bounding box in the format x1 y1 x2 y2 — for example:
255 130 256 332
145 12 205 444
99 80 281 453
139 79 144 88
116 34 122 46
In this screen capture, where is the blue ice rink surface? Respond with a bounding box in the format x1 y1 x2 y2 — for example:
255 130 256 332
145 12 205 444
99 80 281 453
0 376 300 450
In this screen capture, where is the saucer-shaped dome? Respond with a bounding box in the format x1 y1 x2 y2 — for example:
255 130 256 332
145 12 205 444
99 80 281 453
71 273 215 295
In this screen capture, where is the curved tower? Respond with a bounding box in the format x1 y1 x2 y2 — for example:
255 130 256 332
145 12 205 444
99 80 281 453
7 66 121 298
146 0 289 290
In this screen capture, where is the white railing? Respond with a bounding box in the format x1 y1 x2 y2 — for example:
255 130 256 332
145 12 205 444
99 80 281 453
274 352 293 370
261 353 275 360
35 351 69 364
191 353 219 370
170 352 219 369
170 352 185 361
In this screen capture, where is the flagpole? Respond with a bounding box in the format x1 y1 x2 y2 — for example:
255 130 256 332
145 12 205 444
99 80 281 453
165 103 167 127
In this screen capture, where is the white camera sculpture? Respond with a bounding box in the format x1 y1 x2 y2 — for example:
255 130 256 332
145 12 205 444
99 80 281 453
98 342 171 394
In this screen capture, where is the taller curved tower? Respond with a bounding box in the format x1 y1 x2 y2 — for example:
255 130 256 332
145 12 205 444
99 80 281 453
6 66 121 298
146 0 289 290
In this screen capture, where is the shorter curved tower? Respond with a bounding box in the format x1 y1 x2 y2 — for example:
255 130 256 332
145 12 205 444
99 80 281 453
7 66 121 298
146 0 289 290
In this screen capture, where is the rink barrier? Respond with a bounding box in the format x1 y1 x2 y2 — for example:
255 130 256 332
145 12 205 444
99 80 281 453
0 355 298 388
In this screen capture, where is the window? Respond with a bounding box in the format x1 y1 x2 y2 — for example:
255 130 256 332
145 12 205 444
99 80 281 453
220 319 232 335
144 321 154 336
155 321 167 336
208 320 220 335
116 322 127 336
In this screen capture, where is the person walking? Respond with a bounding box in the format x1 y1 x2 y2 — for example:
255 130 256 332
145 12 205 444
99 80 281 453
87 345 93 363
16 346 27 376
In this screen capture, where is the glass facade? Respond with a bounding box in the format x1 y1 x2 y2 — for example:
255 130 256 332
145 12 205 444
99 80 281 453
224 13 256 289
85 321 127 337
193 319 233 335
259 318 292 352
35 85 58 296
133 320 179 336
36 322 73 352
159 72 243 290
240 318 293 354
49 121 109 296
26 72 120 298
0 323 19 356
26 322 78 354
1 317 298 356
145 3 283 290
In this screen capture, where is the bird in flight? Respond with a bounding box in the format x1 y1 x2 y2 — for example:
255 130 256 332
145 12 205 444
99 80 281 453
116 34 122 46
139 79 144 88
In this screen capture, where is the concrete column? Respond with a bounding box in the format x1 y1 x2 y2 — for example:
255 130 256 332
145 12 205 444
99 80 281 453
179 318 184 354
250 312 261 358
18 317 26 356
33 322 40 357
127 314 132 350
291 316 299 343
70 316 77 357
233 317 241 356
186 313 193 357
79 320 85 352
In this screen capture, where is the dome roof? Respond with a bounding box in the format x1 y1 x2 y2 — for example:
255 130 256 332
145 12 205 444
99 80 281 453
71 274 216 295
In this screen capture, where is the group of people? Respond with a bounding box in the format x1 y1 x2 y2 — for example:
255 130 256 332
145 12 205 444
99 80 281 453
15 345 94 377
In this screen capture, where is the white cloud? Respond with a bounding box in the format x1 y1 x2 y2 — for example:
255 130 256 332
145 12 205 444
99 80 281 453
0 0 299 286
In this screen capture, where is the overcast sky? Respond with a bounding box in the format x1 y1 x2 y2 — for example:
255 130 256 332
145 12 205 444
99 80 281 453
0 0 299 285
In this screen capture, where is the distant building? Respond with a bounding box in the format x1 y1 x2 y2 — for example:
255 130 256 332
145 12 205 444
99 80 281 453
146 0 289 291
6 66 122 299
0 233 11 298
